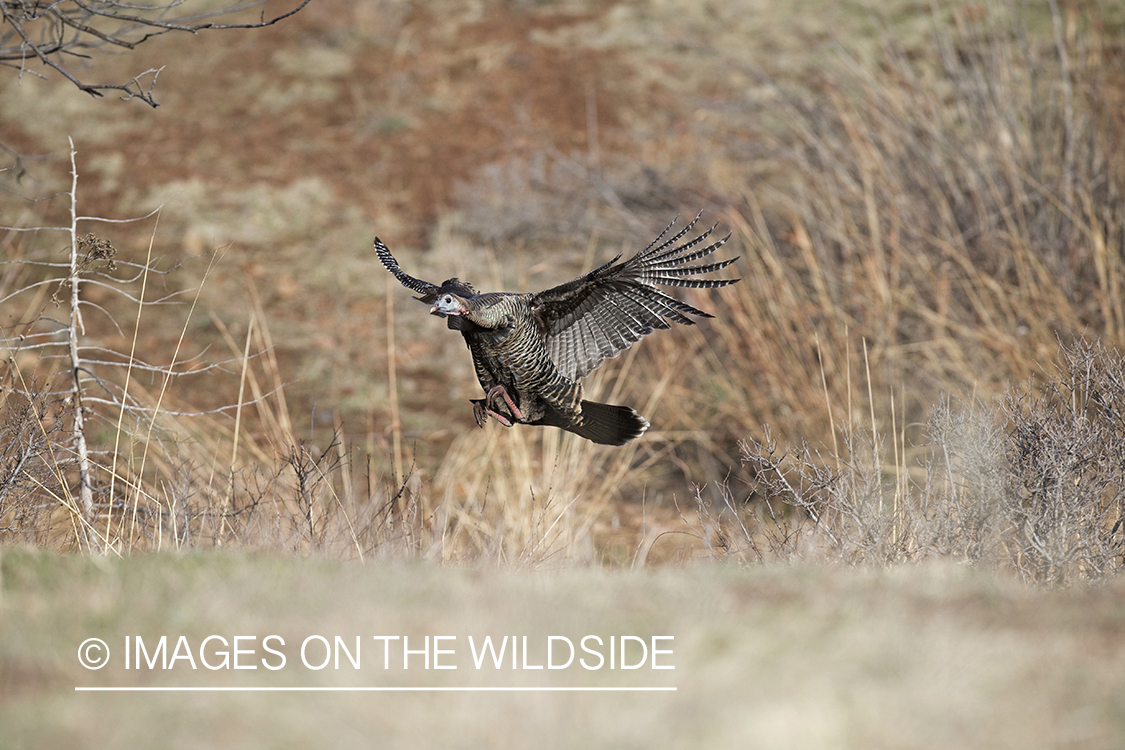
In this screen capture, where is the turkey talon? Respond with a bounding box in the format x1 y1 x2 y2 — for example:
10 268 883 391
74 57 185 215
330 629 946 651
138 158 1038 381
488 409 514 427
471 399 513 427
486 385 523 421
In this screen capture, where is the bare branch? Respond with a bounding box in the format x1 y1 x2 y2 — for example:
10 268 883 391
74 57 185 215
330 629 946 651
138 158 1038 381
1 0 311 107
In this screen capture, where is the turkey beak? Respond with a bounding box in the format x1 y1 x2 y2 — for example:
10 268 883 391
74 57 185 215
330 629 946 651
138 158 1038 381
429 304 444 316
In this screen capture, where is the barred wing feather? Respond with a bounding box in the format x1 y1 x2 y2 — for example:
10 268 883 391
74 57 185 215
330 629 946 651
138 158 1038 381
531 214 739 381
374 237 438 297
375 237 478 303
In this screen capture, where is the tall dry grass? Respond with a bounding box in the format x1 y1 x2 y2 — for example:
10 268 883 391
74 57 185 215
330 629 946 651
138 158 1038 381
664 1 1125 444
0 190 656 562
1 2 1123 577
689 337 1125 584
653 4 1125 582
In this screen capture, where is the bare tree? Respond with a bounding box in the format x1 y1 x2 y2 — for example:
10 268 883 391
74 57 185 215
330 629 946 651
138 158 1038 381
0 0 310 107
1 138 274 550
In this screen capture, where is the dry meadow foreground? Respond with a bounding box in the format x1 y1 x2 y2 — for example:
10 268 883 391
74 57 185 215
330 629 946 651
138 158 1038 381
3 549 1125 749
2 0 1125 746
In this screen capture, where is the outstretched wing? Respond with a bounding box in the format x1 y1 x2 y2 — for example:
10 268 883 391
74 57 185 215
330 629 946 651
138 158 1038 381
375 237 440 297
375 237 478 303
530 214 739 381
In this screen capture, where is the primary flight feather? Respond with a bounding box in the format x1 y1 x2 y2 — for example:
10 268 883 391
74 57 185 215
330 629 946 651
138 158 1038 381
376 214 740 446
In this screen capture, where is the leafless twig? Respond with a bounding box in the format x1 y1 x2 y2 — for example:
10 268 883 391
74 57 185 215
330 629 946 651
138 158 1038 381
1 0 310 107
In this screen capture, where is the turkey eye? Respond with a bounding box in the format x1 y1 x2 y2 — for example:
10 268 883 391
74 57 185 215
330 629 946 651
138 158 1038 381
444 295 452 303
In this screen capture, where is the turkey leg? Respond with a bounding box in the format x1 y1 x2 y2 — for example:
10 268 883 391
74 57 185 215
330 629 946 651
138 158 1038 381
471 399 514 428
486 385 524 421
469 385 523 428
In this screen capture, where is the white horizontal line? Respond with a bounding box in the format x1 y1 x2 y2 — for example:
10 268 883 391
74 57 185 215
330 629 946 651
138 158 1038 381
75 686 676 692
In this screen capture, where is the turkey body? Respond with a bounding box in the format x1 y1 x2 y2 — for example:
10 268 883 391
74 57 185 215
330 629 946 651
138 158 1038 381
376 215 739 446
448 293 638 445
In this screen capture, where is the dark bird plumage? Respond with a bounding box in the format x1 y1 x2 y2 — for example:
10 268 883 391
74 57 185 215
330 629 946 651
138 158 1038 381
376 214 740 446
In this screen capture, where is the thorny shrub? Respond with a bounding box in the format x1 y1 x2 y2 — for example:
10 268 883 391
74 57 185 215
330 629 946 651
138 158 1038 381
723 339 1125 584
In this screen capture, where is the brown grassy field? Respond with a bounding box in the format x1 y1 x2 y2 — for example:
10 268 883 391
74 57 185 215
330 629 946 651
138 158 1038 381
2 2 1125 743
2 0 1123 567
2 0 1125 570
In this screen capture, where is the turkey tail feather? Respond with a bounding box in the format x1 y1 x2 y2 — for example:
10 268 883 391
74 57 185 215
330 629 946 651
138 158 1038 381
535 400 649 446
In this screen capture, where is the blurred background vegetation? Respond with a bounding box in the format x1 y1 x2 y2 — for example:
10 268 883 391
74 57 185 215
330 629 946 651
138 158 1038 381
1 0 1123 580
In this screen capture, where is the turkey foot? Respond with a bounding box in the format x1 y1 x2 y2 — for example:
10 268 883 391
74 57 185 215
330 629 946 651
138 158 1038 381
486 385 524 421
471 399 513 427
470 385 522 428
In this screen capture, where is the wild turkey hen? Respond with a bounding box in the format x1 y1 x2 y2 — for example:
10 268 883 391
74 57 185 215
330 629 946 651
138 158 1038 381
375 214 739 446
